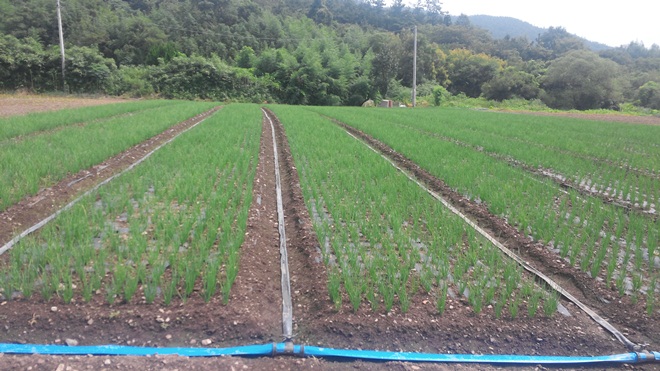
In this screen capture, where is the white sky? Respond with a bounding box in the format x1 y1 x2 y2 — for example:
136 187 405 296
438 0 659 47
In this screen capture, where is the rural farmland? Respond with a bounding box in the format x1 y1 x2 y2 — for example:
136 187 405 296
0 100 658 368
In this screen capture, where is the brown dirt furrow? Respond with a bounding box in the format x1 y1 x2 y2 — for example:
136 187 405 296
326 118 658 353
222 111 284 343
262 108 329 338
0 107 220 248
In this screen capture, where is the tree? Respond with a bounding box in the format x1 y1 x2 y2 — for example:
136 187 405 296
482 66 540 101
424 23 494 53
254 48 280 76
106 15 168 66
63 46 116 93
1 0 58 44
412 0 443 25
542 50 623 110
442 14 452 26
0 35 49 91
536 27 585 59
455 14 470 27
308 0 333 25
446 48 503 97
146 42 181 65
347 75 373 106
638 81 660 109
397 30 436 86
369 33 402 97
236 46 257 68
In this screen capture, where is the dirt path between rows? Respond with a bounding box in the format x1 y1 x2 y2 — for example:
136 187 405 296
327 118 658 353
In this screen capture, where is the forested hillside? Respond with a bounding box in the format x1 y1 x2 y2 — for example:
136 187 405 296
1 0 660 110
467 15 610 52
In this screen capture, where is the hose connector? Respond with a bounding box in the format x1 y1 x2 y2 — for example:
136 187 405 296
636 351 659 363
283 341 295 354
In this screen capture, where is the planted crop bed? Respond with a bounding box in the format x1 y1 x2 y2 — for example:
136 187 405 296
312 107 660 313
0 100 216 211
0 102 658 369
273 106 556 317
265 106 639 357
302 106 659 350
0 100 175 142
1 103 260 304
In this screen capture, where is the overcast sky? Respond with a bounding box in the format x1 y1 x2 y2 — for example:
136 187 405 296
438 0 659 48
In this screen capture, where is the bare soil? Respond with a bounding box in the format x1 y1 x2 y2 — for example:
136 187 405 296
0 106 656 369
0 94 127 117
498 110 660 126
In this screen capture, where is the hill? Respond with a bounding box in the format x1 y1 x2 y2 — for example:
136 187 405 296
467 15 611 51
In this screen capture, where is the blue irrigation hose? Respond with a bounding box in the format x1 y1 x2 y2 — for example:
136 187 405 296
0 343 273 357
301 346 660 365
1 342 658 365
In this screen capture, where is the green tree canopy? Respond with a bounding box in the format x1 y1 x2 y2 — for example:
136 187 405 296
542 50 623 110
637 81 660 109
446 48 503 97
482 66 540 101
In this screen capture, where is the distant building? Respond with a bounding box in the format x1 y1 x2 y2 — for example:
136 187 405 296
379 100 393 108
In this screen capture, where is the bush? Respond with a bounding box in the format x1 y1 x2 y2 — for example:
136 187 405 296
638 81 660 110
106 66 155 97
63 46 117 93
432 86 449 106
150 55 275 102
0 35 52 91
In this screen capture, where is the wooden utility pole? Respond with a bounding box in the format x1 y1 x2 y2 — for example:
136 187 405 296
56 0 66 91
412 25 417 107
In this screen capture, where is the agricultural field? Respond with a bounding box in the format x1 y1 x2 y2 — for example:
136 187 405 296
309 106 659 312
0 101 658 369
1 103 260 305
0 100 216 211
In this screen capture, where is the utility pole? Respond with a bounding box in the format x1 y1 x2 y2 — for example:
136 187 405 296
56 0 66 91
412 25 417 108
